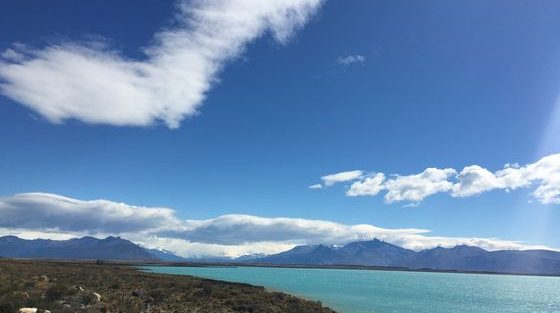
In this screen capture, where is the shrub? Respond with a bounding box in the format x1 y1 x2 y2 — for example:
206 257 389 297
0 301 14 313
148 288 165 303
193 285 212 298
81 292 97 305
0 260 335 313
45 284 70 301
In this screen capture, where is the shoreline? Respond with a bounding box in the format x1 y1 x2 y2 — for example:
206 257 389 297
135 261 560 278
6 257 560 277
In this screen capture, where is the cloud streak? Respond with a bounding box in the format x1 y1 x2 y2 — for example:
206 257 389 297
320 170 364 187
0 0 324 128
337 54 365 65
314 153 560 205
0 192 551 257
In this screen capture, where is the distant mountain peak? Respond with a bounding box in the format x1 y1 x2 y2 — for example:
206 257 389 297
452 245 487 251
0 235 21 240
104 235 122 240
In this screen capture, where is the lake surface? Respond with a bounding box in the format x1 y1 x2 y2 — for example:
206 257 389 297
141 266 560 313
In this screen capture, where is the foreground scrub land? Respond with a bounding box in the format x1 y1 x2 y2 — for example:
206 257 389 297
0 260 336 313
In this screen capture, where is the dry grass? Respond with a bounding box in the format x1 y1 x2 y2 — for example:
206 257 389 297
0 259 336 313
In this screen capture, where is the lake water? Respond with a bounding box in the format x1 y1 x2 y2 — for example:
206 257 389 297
141 266 560 313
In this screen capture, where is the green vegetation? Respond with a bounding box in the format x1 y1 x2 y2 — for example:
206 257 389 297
0 259 336 313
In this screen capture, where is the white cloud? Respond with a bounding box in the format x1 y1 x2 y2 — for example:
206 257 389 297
318 153 560 205
334 168 457 203
451 165 502 197
517 153 560 204
0 0 324 128
308 184 323 189
0 228 82 241
337 54 365 65
170 214 427 245
135 236 298 259
1 46 26 62
452 154 560 204
0 192 179 233
0 192 553 257
389 234 552 252
320 170 363 187
346 173 385 196
383 168 457 203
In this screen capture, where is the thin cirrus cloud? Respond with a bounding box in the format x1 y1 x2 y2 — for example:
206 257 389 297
0 0 324 128
336 54 366 65
0 192 551 257
312 153 560 205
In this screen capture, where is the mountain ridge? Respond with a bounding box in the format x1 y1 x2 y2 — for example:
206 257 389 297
0 235 183 261
250 239 560 275
2 235 559 275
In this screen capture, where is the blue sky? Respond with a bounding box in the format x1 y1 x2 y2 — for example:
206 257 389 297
1 0 559 256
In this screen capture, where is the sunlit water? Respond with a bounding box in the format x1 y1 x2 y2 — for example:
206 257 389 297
141 266 560 313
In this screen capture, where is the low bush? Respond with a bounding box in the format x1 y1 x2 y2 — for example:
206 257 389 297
45 284 70 301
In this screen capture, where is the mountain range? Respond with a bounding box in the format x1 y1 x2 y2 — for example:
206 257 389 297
251 239 560 275
0 235 182 261
1 235 559 275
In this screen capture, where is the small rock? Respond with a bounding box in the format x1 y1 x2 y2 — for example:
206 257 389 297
92 292 102 301
18 308 37 313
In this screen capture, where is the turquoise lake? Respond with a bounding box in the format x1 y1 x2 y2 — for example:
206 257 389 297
141 266 560 313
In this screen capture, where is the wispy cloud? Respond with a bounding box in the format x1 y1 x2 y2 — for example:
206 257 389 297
320 170 364 187
0 0 324 128
308 184 323 189
336 54 365 66
0 192 551 257
314 153 560 205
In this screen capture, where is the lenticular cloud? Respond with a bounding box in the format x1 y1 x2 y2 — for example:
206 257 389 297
0 0 324 128
0 192 549 257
